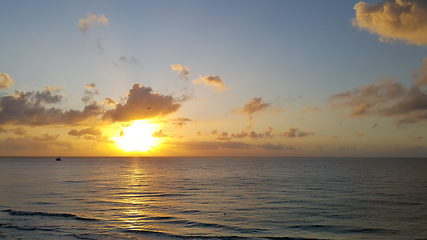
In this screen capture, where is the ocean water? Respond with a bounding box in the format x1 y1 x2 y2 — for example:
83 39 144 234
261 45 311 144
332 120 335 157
0 157 426 240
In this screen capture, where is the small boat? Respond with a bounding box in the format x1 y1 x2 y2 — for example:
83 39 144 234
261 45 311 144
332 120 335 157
56 157 61 161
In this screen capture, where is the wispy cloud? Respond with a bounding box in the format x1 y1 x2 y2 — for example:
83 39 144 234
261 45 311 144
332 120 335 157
281 127 314 138
68 127 102 136
171 64 190 80
193 75 228 92
233 98 283 129
78 12 109 33
120 56 138 64
82 83 99 103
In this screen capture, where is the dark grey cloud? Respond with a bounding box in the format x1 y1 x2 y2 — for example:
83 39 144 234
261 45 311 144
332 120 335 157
173 140 253 150
281 127 314 138
0 88 103 126
329 78 427 124
172 140 294 151
82 83 99 103
68 127 102 136
217 132 232 141
171 117 192 128
120 56 138 64
32 133 60 141
103 84 181 122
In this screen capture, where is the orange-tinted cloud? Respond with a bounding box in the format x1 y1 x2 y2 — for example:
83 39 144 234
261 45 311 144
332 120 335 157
103 97 117 107
172 140 294 151
171 64 190 80
32 133 60 141
281 127 314 138
353 0 427 45
217 132 232 141
193 75 228 92
103 83 181 122
78 12 109 32
171 117 192 128
152 130 168 138
0 73 14 89
233 97 273 116
353 130 364 137
299 106 320 113
68 127 102 136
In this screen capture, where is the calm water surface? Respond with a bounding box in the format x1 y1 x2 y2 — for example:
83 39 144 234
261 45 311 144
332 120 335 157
0 157 426 239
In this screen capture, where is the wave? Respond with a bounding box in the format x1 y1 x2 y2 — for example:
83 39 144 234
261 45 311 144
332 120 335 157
288 224 399 235
124 229 321 240
0 223 59 232
3 209 99 221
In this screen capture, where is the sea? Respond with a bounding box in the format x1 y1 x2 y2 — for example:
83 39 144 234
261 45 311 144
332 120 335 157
0 157 426 240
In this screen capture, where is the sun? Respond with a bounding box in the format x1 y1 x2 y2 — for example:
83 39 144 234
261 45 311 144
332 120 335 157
114 120 162 152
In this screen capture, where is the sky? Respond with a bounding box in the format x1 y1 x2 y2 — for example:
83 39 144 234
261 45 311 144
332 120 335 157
1 0 427 157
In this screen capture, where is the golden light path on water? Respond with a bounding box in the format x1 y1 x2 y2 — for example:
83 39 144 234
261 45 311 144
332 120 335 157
113 120 162 153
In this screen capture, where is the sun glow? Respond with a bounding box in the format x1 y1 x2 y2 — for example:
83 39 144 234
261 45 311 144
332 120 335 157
114 120 162 152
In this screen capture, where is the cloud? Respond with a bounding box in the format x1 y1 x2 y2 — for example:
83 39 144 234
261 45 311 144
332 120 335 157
78 12 109 32
353 130 364 137
211 130 218 135
82 83 99 103
407 133 423 140
152 130 168 138
95 38 104 53
171 64 190 80
217 132 232 141
103 83 181 122
329 78 427 124
231 131 248 138
413 57 427 86
193 75 228 92
120 56 138 64
171 117 192 128
0 73 14 89
231 127 273 140
258 143 295 151
172 140 294 151
83 135 114 143
233 97 272 116
103 97 117 107
0 88 103 126
68 127 102 136
299 106 320 113
281 127 314 138
0 137 49 151
32 134 60 141
173 140 252 150
339 146 357 151
12 127 27 136
196 131 203 136
352 0 427 45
